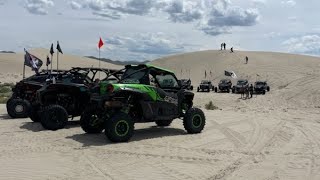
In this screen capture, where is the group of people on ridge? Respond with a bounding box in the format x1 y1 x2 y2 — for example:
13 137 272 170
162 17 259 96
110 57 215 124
220 43 234 53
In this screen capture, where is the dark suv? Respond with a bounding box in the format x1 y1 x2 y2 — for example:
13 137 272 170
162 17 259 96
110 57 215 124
215 79 232 93
197 80 214 92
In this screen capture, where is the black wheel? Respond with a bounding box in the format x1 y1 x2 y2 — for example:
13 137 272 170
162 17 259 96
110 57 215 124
262 90 266 95
105 112 134 142
29 106 41 122
207 88 210 92
190 86 193 91
155 120 173 127
227 88 230 93
267 86 270 91
214 87 218 92
80 106 104 134
197 87 200 92
183 108 206 134
6 97 13 115
6 98 30 118
232 87 235 93
40 105 68 130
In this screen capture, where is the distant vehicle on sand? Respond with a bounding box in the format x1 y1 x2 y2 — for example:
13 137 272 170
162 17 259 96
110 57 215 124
197 80 214 92
215 79 232 93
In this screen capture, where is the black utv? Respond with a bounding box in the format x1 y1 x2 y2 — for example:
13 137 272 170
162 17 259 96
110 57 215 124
79 64 206 142
215 79 232 93
6 69 67 119
179 79 193 90
33 67 124 130
254 81 270 95
232 79 249 93
197 80 214 92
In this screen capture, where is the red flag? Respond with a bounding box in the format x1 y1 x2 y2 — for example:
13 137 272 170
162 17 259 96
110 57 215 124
98 37 104 49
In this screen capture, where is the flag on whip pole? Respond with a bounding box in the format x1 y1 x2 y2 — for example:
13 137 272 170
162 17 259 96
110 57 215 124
56 41 63 71
24 49 43 75
49 43 54 73
46 55 50 71
98 37 104 78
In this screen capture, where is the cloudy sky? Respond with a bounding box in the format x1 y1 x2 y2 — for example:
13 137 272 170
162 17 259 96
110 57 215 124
0 0 319 61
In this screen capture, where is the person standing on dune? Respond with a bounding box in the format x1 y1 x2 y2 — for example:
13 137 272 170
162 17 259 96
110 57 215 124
245 56 248 64
223 43 226 50
230 47 234 53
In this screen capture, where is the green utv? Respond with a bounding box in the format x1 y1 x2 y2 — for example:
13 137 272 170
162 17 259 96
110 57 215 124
80 64 206 142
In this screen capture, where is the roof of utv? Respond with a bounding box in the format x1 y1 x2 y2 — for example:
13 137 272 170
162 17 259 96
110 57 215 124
70 67 122 74
124 64 174 74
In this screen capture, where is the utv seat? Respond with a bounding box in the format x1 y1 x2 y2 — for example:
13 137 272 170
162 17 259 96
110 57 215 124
156 88 178 99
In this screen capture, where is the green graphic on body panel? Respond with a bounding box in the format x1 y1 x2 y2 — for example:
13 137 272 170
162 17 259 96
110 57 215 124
101 83 163 101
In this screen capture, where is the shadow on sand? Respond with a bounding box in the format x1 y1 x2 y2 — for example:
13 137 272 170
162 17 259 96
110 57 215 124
20 120 80 132
66 126 186 147
0 113 13 120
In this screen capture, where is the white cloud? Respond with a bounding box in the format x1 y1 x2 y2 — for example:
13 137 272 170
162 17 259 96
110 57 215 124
283 35 320 55
72 0 260 36
164 0 204 23
264 32 281 39
288 16 297 22
281 0 296 6
92 11 122 19
252 0 267 4
84 0 157 15
70 1 82 10
105 33 186 55
25 0 54 15
207 7 259 27
0 0 7 5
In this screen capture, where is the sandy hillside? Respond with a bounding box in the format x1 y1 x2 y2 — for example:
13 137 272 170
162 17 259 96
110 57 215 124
0 50 320 180
152 50 320 109
0 48 122 83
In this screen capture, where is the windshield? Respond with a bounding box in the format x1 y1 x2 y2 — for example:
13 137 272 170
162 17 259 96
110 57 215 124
220 79 229 83
256 82 265 85
121 67 148 84
237 80 247 85
156 74 179 88
201 80 209 84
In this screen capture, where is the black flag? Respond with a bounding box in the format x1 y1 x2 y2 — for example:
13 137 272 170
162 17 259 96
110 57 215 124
46 55 51 66
225 70 233 77
225 70 237 79
50 43 54 55
56 41 63 54
24 49 43 71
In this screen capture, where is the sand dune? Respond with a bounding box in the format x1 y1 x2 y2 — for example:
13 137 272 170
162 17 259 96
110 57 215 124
152 50 320 109
0 50 320 180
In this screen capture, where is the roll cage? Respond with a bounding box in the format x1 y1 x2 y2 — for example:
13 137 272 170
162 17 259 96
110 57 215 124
119 64 181 90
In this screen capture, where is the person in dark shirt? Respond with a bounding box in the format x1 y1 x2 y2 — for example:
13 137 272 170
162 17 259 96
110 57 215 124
249 84 254 98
